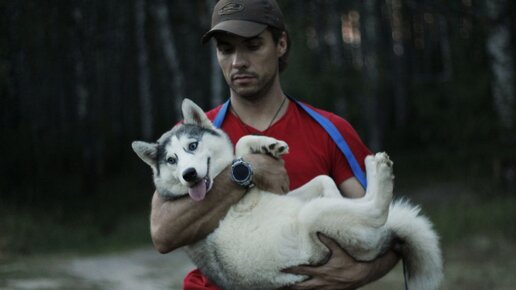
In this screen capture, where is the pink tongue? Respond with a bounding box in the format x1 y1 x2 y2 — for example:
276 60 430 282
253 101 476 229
188 180 207 201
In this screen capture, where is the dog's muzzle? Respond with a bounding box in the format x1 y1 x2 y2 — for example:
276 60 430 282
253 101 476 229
183 158 211 201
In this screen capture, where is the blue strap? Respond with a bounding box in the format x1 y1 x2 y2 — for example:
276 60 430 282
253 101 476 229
294 101 367 189
213 98 367 189
213 99 230 128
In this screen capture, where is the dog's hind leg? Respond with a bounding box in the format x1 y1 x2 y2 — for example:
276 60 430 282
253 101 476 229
296 153 395 261
361 153 395 227
297 196 392 262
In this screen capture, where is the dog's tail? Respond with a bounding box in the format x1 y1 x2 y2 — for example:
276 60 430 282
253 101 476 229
386 199 443 290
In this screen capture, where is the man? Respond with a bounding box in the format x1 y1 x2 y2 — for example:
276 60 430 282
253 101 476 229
150 0 399 289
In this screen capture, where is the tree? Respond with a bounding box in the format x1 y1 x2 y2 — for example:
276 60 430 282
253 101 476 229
135 0 153 140
485 0 515 131
151 0 186 119
206 0 224 107
360 0 385 151
485 0 516 186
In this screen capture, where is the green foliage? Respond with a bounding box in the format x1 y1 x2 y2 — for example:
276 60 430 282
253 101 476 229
0 174 154 256
428 189 516 245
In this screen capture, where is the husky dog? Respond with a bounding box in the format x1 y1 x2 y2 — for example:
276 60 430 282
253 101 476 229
132 99 443 290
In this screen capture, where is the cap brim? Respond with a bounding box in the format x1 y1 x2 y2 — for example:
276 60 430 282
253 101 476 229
202 20 267 43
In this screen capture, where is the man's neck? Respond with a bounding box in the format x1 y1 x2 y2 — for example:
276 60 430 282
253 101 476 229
229 82 289 131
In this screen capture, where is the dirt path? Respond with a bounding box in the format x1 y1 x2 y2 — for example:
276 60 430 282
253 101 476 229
2 239 515 290
0 247 195 290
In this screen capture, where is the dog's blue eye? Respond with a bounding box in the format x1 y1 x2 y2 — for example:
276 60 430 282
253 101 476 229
188 142 198 151
167 157 177 165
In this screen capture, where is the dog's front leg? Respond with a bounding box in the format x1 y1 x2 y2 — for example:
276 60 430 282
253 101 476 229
235 135 289 158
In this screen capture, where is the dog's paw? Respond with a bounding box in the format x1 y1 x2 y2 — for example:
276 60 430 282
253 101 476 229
375 152 393 168
257 137 289 158
235 135 289 158
248 136 288 158
365 152 394 181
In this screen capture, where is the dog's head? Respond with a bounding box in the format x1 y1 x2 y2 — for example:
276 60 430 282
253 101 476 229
132 99 234 201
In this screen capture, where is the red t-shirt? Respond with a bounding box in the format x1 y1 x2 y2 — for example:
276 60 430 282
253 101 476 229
183 100 371 290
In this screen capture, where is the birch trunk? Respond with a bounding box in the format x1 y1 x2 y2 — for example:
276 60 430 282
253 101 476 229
72 4 98 194
360 0 383 151
206 0 224 107
486 0 515 130
386 0 408 128
327 0 344 68
486 0 516 186
152 0 186 119
135 0 153 139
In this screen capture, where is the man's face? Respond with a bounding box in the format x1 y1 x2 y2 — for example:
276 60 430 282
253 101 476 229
215 30 286 100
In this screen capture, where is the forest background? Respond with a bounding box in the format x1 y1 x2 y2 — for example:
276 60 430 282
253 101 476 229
0 0 515 289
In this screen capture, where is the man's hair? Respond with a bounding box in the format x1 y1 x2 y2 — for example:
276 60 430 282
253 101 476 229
268 27 291 73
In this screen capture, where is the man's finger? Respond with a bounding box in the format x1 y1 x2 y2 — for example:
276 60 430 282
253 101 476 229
281 265 316 276
285 278 325 290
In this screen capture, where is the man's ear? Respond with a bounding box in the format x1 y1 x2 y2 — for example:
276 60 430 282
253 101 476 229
277 31 288 57
132 141 158 170
182 98 215 129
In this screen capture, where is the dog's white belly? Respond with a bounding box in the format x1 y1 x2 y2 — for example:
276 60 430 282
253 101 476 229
207 191 312 288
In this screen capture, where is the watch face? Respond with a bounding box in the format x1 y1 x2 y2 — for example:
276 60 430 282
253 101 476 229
233 163 250 181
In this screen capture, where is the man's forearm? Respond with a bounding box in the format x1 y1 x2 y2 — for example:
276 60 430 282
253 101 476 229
150 153 289 253
150 166 245 253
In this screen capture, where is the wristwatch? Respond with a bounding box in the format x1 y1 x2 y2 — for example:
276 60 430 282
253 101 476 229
230 158 254 188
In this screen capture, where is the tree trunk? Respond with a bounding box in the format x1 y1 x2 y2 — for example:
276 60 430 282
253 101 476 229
206 0 224 107
386 0 408 128
152 0 186 120
135 0 153 139
485 0 515 130
485 0 516 187
360 0 384 151
327 0 344 69
72 4 98 194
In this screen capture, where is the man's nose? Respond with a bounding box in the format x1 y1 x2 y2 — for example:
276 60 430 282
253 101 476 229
232 50 249 69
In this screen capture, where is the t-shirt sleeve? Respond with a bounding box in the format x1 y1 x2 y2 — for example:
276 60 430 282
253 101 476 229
327 113 372 186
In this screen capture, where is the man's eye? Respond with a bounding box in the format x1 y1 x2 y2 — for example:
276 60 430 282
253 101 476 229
188 142 198 151
248 44 261 50
167 157 177 165
218 46 233 54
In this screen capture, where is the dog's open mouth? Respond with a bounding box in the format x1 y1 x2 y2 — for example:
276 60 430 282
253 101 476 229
187 158 211 201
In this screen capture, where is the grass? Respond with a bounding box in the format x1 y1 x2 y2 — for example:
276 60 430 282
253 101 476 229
0 172 155 257
0 205 151 256
1 167 514 256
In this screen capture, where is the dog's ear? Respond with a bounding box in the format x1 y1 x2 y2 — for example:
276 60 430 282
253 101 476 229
132 141 158 170
182 98 215 129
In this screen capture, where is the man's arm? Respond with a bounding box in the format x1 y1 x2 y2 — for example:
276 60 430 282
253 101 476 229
150 153 289 253
282 177 400 290
150 165 244 253
338 176 366 199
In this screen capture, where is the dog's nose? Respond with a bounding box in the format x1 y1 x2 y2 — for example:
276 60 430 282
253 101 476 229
182 168 198 182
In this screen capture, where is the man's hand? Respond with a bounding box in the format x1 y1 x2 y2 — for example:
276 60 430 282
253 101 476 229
281 233 400 290
243 153 289 194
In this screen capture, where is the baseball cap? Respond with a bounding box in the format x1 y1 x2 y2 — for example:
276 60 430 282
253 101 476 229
202 0 285 43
